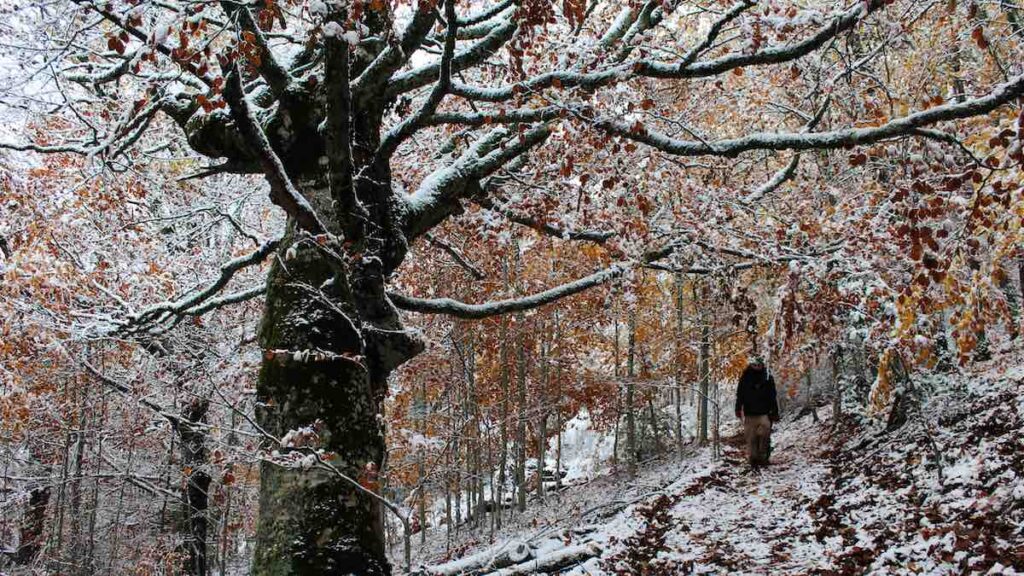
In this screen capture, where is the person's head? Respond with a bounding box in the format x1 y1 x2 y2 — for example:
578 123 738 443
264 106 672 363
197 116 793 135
749 356 765 370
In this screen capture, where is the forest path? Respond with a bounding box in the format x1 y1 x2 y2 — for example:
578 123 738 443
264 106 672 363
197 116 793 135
652 415 836 574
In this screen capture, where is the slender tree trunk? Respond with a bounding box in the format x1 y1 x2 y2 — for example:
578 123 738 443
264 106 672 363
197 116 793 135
612 314 621 468
698 320 710 446
180 399 211 576
674 271 685 455
626 311 637 475
219 410 239 576
647 397 662 454
417 376 427 545
515 313 528 513
536 325 548 502
999 265 1019 339
806 370 819 423
832 347 844 425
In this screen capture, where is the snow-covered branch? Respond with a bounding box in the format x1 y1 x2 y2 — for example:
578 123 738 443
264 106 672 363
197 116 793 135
596 73 1024 157
402 125 552 240
115 237 280 336
451 1 883 102
389 263 625 319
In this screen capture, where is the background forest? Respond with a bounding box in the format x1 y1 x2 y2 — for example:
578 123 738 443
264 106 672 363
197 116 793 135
1 0 1023 574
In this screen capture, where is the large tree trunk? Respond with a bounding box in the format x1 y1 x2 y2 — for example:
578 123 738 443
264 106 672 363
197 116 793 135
252 220 419 575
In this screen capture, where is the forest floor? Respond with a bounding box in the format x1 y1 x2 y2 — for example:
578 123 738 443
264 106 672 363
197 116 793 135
404 349 1024 575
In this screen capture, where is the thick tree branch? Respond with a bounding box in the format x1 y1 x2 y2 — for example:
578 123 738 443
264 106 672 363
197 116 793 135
352 1 438 97
375 0 459 163
390 263 626 319
425 106 568 127
595 73 1024 157
221 2 292 97
387 16 517 97
402 124 552 240
324 14 363 239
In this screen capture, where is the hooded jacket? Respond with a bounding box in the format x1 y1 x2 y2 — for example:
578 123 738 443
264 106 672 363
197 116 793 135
735 366 780 420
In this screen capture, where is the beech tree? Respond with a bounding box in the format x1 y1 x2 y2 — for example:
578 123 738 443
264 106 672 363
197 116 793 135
3 0 1024 574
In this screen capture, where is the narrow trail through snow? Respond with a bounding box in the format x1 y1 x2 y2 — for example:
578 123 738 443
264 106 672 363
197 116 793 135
656 419 834 574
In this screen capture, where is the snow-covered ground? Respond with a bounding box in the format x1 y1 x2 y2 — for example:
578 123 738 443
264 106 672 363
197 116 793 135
404 349 1024 575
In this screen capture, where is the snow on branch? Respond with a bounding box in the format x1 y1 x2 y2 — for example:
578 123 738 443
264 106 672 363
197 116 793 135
450 1 883 102
402 125 552 240
69 0 215 87
458 0 516 27
742 96 829 204
389 263 626 319
374 0 459 163
352 3 438 96
387 16 517 97
426 106 568 127
596 72 1024 158
114 237 280 336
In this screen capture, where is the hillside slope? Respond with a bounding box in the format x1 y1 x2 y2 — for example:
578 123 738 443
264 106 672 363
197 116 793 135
408 352 1024 575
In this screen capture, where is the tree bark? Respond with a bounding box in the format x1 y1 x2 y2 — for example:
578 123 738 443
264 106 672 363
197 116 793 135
180 399 211 576
252 221 420 575
13 483 50 565
674 271 685 455
697 320 711 446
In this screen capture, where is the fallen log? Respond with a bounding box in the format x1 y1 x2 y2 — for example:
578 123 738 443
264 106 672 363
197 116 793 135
480 542 602 576
411 541 534 576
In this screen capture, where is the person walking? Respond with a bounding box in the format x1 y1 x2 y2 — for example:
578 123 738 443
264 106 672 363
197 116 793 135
735 356 780 468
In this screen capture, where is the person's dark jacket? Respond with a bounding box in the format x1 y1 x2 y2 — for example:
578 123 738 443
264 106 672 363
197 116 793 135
735 366 779 421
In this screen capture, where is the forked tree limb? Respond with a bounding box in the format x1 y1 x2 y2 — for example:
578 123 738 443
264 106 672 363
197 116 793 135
223 66 328 235
450 0 886 102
